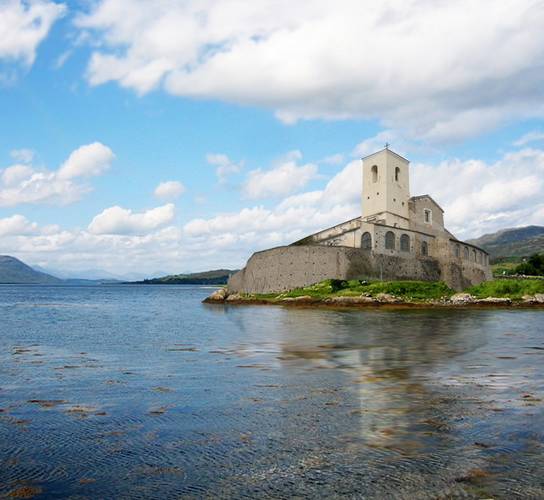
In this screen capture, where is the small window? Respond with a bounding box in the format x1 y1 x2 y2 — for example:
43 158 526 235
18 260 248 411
395 167 400 182
361 232 372 250
385 231 395 250
421 241 428 256
424 209 432 224
464 246 469 259
400 234 410 252
455 244 460 258
371 165 378 183
472 249 477 262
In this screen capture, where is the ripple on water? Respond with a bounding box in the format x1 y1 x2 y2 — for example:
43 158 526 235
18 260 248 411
1 287 543 498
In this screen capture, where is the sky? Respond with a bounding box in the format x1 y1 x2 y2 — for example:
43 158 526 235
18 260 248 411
1 0 544 278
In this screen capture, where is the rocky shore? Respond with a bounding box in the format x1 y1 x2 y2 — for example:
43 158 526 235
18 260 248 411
204 288 544 308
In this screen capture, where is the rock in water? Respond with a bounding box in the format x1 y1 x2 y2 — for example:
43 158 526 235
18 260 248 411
476 297 511 304
375 293 401 303
225 293 243 302
450 293 475 304
207 288 228 301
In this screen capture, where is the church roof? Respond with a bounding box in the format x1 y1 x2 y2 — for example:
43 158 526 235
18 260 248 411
360 147 410 163
410 194 444 213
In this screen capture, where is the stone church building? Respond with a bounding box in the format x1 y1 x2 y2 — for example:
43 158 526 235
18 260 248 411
228 147 491 293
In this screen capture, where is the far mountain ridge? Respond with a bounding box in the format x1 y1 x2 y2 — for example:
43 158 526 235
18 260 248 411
0 256 62 284
467 225 544 259
135 269 238 285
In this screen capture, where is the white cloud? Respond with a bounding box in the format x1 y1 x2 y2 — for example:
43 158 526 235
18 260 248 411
0 142 114 206
57 142 114 179
206 153 242 183
154 180 185 199
10 148 34 163
410 148 544 237
514 130 544 147
0 214 38 236
1 164 35 186
0 0 66 65
88 203 175 235
2 142 543 275
76 0 544 142
243 153 318 199
320 153 344 166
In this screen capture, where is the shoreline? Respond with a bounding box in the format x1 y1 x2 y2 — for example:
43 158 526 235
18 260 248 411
203 295 544 310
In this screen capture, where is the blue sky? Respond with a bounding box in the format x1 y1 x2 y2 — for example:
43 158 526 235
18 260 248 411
1 0 544 278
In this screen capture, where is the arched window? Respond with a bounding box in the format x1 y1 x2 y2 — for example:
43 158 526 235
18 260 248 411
395 167 400 182
464 246 469 259
371 165 378 183
361 232 372 250
421 241 428 256
424 209 432 224
472 249 477 262
400 234 410 252
476 252 481 264
385 231 395 250
455 244 460 258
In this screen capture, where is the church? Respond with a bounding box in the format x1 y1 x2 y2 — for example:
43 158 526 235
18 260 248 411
228 147 491 293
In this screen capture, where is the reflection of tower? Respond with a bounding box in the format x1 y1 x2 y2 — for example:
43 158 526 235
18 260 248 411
224 306 489 452
362 147 411 228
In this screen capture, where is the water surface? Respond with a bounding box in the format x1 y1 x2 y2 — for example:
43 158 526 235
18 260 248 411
0 285 543 498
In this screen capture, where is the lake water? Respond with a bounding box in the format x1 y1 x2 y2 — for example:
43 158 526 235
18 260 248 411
0 285 543 499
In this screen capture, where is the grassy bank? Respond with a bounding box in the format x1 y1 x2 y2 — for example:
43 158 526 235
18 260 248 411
272 279 454 301
466 279 544 299
232 278 544 304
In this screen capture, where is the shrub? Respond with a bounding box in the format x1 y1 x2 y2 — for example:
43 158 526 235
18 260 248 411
514 253 544 276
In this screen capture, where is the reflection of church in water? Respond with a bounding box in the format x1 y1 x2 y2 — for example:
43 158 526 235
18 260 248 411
230 307 489 448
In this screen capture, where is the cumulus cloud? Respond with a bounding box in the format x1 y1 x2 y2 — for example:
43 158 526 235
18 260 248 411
0 142 114 206
410 148 544 237
243 152 318 199
206 153 242 183
514 130 544 147
154 180 185 200
88 203 175 235
0 0 66 65
181 144 544 269
57 142 114 179
0 214 38 236
10 148 34 163
2 142 543 275
76 0 544 141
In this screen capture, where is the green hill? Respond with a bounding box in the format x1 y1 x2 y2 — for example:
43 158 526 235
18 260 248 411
135 269 237 285
468 225 544 260
0 256 62 284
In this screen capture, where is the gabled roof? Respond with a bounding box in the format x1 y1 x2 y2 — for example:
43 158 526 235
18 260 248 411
360 147 410 163
410 194 444 213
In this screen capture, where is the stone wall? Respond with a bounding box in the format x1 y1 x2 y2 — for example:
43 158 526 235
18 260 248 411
226 244 486 294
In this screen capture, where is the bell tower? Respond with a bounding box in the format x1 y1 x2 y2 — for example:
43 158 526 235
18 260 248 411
361 146 410 228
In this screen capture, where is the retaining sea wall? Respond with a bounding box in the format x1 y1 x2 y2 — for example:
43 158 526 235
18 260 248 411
228 245 482 294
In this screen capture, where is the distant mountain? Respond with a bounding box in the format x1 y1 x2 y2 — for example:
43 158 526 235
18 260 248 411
34 266 152 282
134 269 238 285
468 225 544 259
0 256 62 284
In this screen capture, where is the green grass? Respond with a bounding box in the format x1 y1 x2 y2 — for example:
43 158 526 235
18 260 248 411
250 279 455 302
491 261 519 276
466 279 544 299
241 277 544 303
